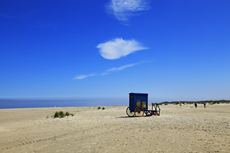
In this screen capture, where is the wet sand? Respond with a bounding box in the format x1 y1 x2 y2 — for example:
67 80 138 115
0 104 230 153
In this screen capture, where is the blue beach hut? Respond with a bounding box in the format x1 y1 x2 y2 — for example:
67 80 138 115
129 93 148 111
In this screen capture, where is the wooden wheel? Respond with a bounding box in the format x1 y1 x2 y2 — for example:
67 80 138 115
134 107 144 117
126 107 134 117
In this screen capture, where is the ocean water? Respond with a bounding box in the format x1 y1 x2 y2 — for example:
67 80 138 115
0 98 127 109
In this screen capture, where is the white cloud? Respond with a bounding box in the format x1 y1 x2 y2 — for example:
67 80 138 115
74 73 95 80
107 62 141 72
108 0 150 21
74 60 153 80
101 60 148 76
97 38 148 60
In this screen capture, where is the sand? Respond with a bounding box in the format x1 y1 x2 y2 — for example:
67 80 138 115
0 104 230 153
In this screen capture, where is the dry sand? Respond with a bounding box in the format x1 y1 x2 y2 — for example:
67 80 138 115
0 104 230 153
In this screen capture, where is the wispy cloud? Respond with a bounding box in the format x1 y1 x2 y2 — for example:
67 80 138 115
101 61 145 76
74 73 96 80
97 38 148 60
108 0 150 21
74 60 153 79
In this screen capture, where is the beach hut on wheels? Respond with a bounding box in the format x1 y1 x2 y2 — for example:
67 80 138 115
126 93 160 117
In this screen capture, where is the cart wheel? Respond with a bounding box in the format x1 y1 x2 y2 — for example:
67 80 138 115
134 107 144 117
126 107 134 117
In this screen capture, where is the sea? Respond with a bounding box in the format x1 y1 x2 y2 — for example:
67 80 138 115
0 98 127 109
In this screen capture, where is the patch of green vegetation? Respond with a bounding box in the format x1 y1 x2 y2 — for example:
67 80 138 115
59 111 65 118
158 100 230 105
175 101 185 106
65 111 70 116
52 111 74 118
102 107 105 110
54 111 59 118
211 101 220 105
97 107 101 109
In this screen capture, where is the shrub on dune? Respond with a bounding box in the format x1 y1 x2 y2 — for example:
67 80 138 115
54 112 59 118
65 111 70 116
175 101 185 106
53 111 74 118
59 111 65 118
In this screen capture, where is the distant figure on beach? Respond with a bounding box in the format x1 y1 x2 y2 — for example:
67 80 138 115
194 103 197 108
204 102 206 108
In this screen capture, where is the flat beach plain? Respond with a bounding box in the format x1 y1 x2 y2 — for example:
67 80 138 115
0 104 230 153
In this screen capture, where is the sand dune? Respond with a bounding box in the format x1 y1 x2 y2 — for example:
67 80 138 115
0 104 230 153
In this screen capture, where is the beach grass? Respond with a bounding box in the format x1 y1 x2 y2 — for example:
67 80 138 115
52 111 74 118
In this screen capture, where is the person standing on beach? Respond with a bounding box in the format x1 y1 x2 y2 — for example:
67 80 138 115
204 102 206 108
194 103 197 108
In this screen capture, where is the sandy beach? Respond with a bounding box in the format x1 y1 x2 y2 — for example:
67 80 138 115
0 104 230 153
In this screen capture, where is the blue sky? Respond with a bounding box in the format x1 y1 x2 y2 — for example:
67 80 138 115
0 0 230 103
